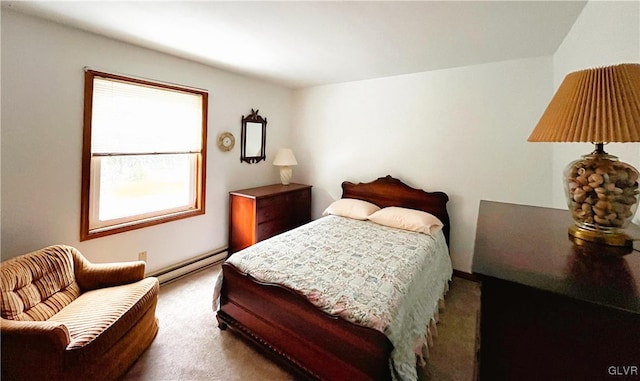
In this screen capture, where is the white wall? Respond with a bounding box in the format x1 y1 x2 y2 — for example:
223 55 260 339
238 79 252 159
292 57 554 272
551 0 640 221
1 10 292 270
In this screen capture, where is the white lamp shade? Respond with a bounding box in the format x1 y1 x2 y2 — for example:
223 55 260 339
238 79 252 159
273 148 298 166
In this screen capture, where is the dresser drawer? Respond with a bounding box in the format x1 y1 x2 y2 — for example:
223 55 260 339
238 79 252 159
286 188 311 204
256 203 288 223
257 189 310 207
257 219 290 240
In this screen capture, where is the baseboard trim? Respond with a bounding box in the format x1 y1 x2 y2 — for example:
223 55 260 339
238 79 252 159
148 250 479 285
148 247 228 285
453 269 480 282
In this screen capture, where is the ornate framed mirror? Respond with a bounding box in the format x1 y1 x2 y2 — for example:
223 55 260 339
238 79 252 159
240 109 267 164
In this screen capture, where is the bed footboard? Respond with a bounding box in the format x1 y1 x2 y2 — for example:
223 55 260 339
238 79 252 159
216 262 393 381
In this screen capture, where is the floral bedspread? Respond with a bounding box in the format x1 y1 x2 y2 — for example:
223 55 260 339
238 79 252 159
218 215 452 381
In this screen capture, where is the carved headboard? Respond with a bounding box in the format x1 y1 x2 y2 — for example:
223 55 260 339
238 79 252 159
341 175 451 246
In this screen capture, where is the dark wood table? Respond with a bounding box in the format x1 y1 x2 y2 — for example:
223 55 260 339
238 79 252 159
473 201 640 381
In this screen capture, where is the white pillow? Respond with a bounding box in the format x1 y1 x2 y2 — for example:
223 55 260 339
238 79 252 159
322 198 381 220
368 206 443 235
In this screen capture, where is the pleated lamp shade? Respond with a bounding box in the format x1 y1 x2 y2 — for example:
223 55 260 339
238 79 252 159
528 63 640 143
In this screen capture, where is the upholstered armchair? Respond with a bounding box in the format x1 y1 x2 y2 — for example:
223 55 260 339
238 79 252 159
1 245 159 381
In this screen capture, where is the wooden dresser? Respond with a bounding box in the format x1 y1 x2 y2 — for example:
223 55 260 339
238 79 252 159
473 201 640 380
228 183 312 254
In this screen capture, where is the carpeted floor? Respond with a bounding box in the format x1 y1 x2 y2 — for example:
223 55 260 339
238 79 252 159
123 264 480 381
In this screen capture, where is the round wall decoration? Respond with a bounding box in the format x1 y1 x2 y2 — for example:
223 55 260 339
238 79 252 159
217 132 235 151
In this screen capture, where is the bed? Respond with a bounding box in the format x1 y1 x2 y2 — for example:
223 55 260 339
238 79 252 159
214 175 452 381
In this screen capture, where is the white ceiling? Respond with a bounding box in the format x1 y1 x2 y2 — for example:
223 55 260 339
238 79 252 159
3 1 587 88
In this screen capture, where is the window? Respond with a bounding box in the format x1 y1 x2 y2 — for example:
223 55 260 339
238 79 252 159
81 70 207 240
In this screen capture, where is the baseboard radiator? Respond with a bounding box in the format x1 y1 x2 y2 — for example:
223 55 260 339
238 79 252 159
148 247 228 285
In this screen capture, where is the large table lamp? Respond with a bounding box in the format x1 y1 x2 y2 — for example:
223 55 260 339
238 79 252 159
528 63 640 247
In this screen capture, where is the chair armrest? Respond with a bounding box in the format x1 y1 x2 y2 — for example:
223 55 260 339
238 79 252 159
1 318 70 346
72 250 146 291
1 318 70 379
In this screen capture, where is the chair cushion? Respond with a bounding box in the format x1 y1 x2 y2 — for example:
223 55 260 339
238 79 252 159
48 277 159 367
1 246 80 321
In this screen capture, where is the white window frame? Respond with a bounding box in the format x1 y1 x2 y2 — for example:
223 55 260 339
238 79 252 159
81 70 207 241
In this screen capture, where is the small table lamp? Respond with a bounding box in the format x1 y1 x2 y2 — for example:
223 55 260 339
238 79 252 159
528 63 640 247
273 148 298 185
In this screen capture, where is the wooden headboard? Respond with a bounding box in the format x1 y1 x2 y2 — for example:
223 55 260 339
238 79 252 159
341 175 451 246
